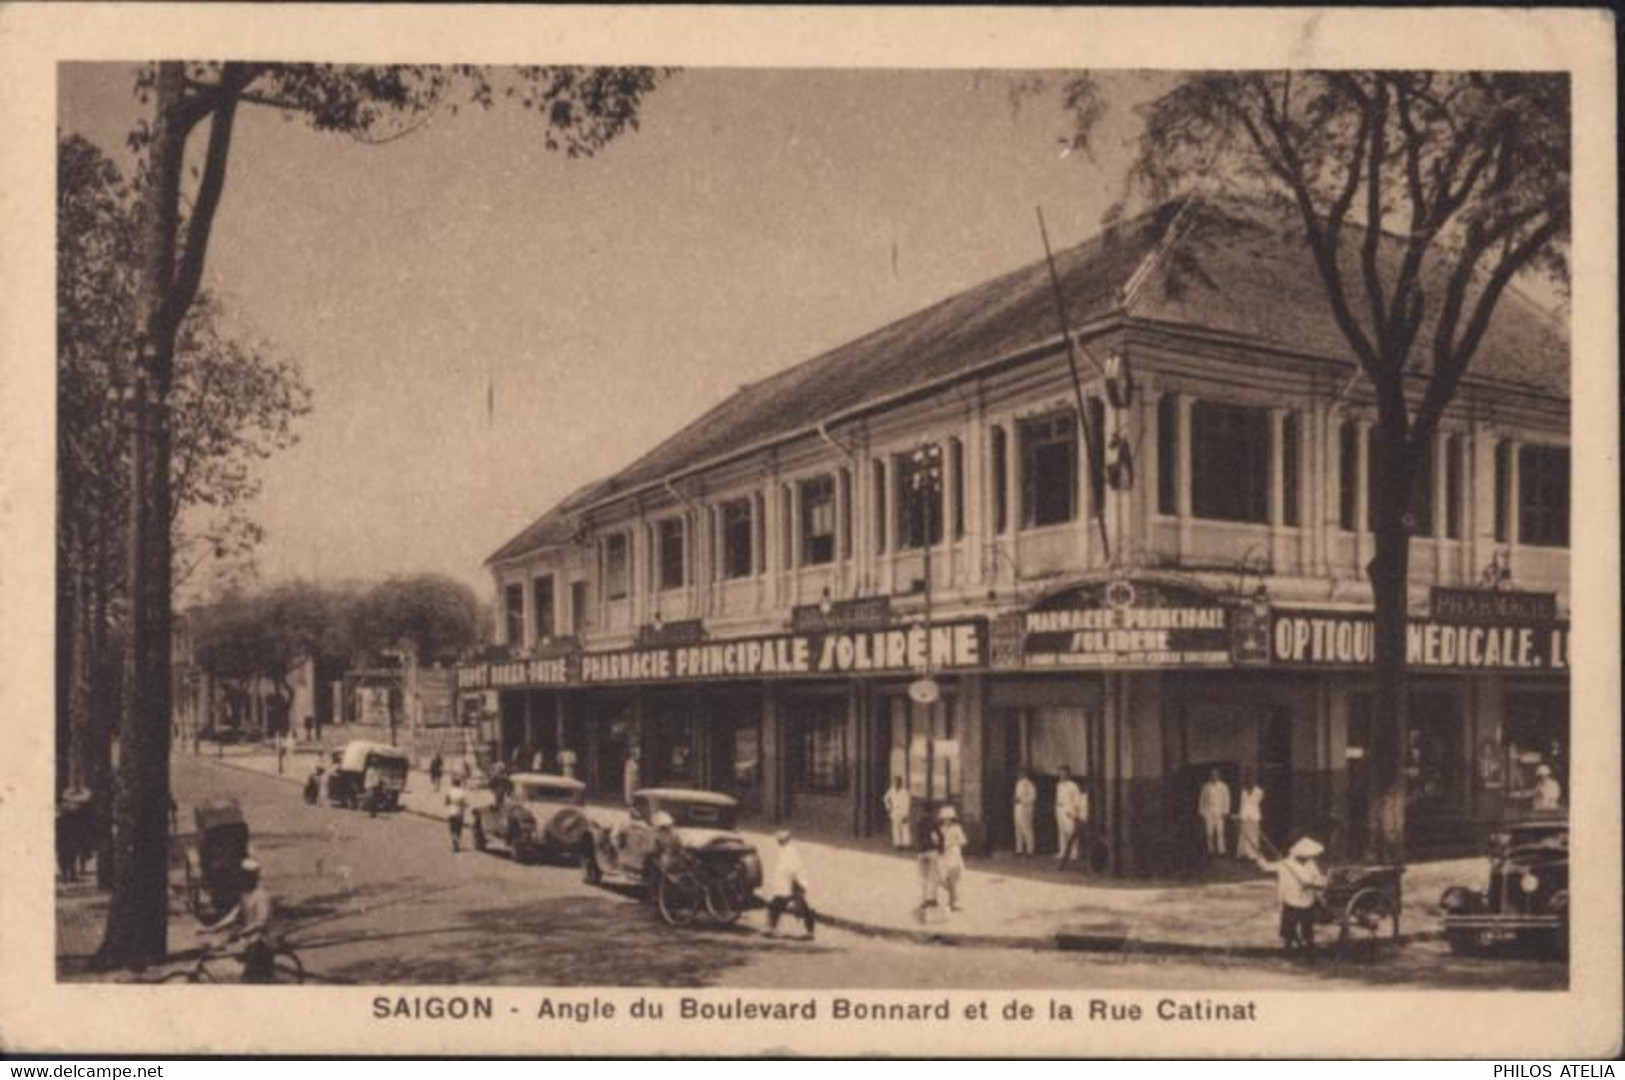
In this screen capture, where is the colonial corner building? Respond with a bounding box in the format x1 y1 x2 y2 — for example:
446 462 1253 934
461 198 1569 871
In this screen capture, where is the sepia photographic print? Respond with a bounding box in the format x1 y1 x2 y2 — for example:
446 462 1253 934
1 4 1618 1060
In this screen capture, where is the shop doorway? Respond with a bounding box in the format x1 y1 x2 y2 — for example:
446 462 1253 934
998 703 1095 856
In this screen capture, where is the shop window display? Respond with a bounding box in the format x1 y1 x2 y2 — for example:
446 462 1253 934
1405 692 1463 812
888 693 960 803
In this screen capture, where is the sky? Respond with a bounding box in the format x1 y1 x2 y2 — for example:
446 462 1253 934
58 66 1158 600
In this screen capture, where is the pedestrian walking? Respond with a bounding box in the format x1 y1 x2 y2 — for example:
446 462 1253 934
1199 768 1232 856
1013 771 1037 855
936 805 968 912
489 763 512 811
764 829 816 939
915 803 942 921
1255 836 1327 954
623 747 641 807
428 752 444 792
1054 766 1085 866
883 776 912 849
1236 776 1265 861
445 777 468 853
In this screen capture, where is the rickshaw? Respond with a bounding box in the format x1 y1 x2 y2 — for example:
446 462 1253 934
182 797 251 922
1315 863 1404 953
325 740 410 811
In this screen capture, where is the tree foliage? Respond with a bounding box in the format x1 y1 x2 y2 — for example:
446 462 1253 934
57 134 313 591
350 574 482 665
100 62 665 966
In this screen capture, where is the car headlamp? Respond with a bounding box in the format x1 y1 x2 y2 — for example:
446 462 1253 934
1519 872 1540 893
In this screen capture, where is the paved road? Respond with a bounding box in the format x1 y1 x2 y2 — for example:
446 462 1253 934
172 756 1566 990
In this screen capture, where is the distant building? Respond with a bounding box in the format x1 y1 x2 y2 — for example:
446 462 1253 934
464 199 1569 869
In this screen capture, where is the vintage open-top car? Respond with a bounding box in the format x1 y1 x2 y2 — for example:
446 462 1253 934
325 740 411 811
1440 816 1568 957
470 772 591 863
581 788 762 911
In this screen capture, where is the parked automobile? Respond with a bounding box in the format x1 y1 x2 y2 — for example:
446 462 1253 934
470 772 591 863
581 788 762 913
1440 816 1568 957
325 740 410 811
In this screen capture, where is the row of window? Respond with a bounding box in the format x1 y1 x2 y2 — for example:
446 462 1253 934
502 402 1567 644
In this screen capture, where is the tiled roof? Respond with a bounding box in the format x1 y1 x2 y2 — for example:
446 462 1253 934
487 197 1567 566
484 477 612 566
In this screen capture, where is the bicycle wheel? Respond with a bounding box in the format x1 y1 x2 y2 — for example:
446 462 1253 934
656 869 703 927
271 945 305 984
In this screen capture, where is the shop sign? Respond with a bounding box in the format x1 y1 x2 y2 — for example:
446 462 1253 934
1021 579 1234 669
1429 587 1558 625
579 618 986 684
1270 609 1570 671
790 595 893 633
456 655 574 689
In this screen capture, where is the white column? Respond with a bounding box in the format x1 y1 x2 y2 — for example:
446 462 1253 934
964 415 985 590
834 468 849 597
764 482 780 611
880 456 896 594
1001 422 1019 580
1318 406 1338 577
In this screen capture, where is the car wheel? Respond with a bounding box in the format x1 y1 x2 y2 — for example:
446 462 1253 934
580 844 602 886
508 823 530 864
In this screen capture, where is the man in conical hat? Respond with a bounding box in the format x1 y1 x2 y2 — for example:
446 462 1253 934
1255 834 1327 953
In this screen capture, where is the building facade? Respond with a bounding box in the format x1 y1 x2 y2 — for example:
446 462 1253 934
462 200 1570 871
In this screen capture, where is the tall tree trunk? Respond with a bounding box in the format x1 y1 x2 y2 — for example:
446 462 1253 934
91 529 119 890
97 64 186 969
1364 411 1413 864
66 528 94 793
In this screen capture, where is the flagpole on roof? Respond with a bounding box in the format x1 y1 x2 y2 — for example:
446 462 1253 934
1036 206 1112 563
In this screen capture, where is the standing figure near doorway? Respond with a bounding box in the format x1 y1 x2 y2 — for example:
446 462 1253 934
883 777 912 849
623 746 641 807
1013 771 1037 856
1199 769 1231 856
1054 766 1085 867
1236 775 1265 861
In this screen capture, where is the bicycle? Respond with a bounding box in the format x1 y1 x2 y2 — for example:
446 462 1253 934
160 938 305 984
